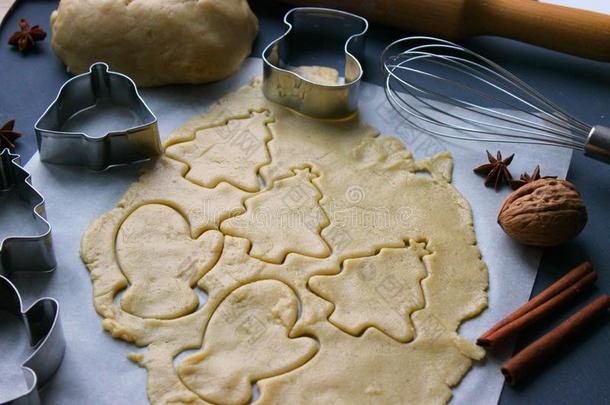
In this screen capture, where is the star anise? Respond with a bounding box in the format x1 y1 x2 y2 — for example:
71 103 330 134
0 119 22 150
8 18 46 53
473 150 514 190
510 165 557 190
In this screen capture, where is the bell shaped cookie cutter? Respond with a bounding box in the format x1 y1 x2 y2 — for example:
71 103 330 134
0 275 65 405
35 63 161 171
262 7 368 119
0 148 56 277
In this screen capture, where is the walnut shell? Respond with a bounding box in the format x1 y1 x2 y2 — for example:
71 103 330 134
498 178 587 247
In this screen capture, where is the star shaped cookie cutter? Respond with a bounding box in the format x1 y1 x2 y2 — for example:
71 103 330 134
0 148 56 277
35 62 162 171
262 7 368 119
0 275 65 405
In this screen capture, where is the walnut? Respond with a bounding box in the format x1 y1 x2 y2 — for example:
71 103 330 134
498 179 587 247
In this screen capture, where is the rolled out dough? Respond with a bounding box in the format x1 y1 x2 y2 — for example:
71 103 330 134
81 77 488 404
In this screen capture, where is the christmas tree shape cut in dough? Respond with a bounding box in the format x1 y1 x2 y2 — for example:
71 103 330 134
221 168 330 263
165 111 273 192
309 240 429 343
178 280 318 405
116 204 223 319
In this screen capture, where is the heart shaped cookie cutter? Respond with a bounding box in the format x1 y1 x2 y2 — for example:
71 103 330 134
0 275 65 405
0 148 55 277
262 7 368 119
35 63 161 171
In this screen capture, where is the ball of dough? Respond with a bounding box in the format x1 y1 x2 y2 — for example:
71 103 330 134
50 0 258 87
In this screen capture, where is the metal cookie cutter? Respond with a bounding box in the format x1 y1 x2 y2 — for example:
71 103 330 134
35 63 161 171
0 149 55 277
262 7 368 119
0 275 65 405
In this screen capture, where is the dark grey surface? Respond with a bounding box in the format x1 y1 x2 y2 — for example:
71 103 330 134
1 0 608 403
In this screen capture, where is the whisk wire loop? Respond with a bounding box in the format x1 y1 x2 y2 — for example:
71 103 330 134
387 61 583 145
381 36 594 151
389 53 586 140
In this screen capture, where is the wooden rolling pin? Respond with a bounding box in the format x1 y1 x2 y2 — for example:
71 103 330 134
277 0 610 62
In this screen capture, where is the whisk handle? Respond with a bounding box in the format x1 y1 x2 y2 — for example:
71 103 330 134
585 126 610 164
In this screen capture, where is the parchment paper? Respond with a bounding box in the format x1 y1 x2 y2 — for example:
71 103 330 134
2 58 572 404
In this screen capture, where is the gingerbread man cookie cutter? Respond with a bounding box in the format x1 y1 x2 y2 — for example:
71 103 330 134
35 63 162 171
262 7 368 119
0 275 65 405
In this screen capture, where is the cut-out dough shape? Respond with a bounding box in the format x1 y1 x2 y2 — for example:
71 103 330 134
221 168 330 263
116 204 223 319
178 280 318 405
166 111 273 192
309 240 429 342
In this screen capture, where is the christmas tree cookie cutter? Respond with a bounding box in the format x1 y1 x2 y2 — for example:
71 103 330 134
0 148 56 277
35 62 162 171
262 7 368 119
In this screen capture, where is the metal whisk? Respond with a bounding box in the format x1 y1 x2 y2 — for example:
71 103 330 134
381 36 610 163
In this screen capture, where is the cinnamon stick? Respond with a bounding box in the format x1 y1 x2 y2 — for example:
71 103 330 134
501 295 610 385
478 262 593 347
479 270 597 348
